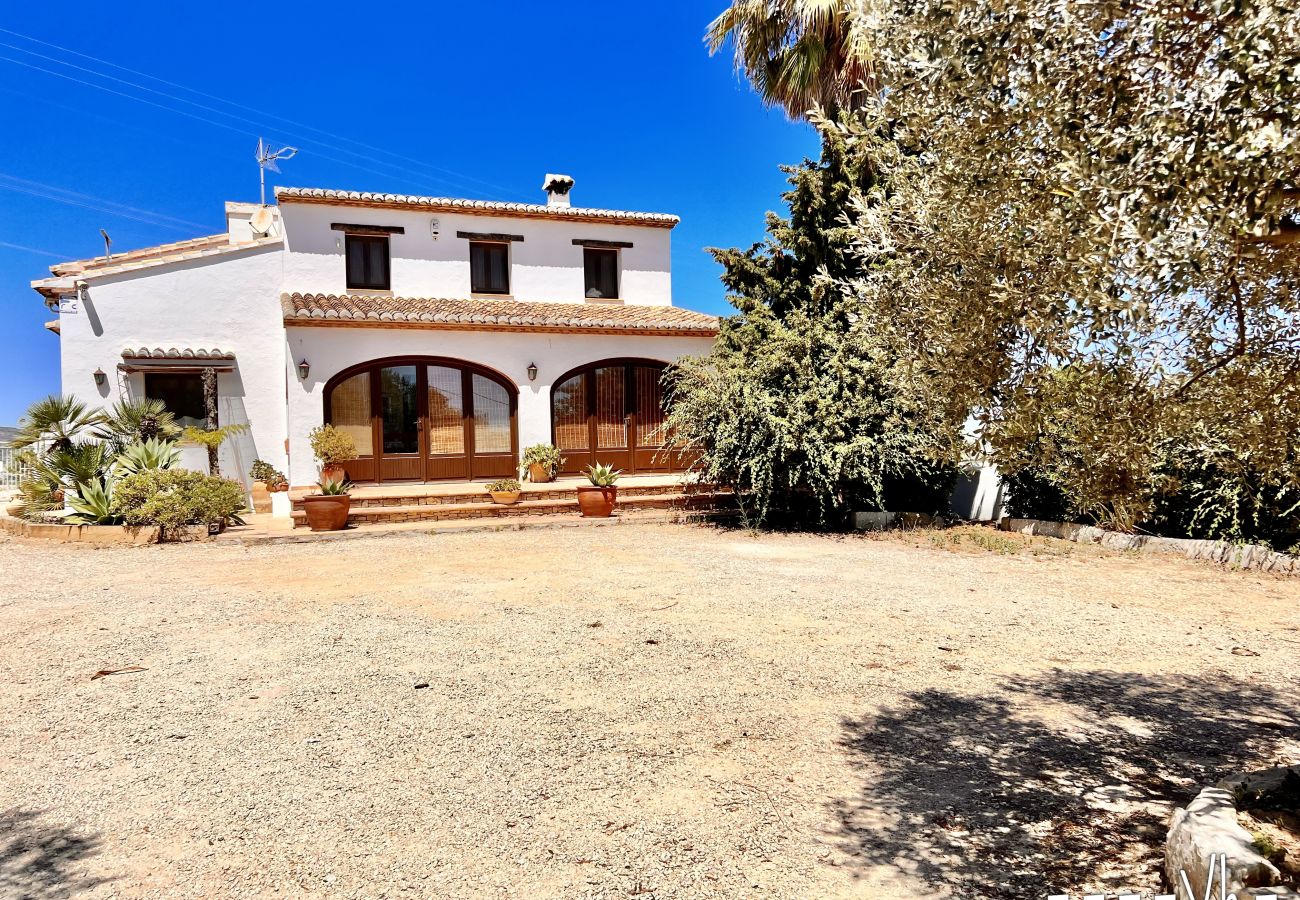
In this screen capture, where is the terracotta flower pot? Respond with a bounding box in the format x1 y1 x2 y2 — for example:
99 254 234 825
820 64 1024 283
528 463 554 483
301 494 351 531
320 465 347 484
250 480 272 514
576 485 617 518
489 490 522 506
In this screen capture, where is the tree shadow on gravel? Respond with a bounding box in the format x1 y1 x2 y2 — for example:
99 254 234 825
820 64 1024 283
834 670 1300 899
0 808 110 899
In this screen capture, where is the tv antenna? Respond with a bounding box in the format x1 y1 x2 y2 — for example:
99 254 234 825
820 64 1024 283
99 228 112 261
255 137 298 206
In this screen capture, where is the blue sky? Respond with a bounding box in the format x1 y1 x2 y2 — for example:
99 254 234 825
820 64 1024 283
0 2 817 425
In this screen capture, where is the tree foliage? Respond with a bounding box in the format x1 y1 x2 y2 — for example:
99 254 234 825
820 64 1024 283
666 122 953 526
791 0 1300 535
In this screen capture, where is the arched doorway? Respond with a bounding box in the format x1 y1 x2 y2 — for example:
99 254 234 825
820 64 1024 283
551 358 685 475
324 357 518 483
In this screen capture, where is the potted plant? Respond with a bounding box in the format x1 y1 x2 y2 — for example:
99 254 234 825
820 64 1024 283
309 424 358 483
249 459 288 514
300 474 352 531
521 444 564 483
576 462 620 518
486 477 522 506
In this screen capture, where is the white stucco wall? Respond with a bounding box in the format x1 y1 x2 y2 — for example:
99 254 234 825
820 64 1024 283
284 326 713 486
279 203 673 305
55 245 287 487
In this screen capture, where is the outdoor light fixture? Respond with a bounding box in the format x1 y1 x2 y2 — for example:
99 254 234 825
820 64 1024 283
297 358 311 380
93 368 106 386
527 362 538 382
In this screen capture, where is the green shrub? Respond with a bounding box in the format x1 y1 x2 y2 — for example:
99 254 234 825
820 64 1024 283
520 444 563 478
249 459 287 488
487 478 521 492
111 469 247 537
309 424 359 467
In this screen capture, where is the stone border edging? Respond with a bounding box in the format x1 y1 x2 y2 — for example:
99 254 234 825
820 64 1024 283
1 512 161 545
1000 518 1298 575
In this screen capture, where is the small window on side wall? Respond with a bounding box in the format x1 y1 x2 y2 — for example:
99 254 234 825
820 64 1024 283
470 241 510 294
145 372 206 429
584 247 619 300
345 234 390 291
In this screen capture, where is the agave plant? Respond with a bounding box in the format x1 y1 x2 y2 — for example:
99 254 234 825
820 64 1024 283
66 476 122 525
13 395 105 452
582 462 622 487
94 397 181 451
113 438 182 476
316 474 352 496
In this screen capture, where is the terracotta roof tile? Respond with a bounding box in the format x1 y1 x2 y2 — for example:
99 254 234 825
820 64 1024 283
282 293 719 336
122 347 236 361
274 187 680 228
33 236 281 295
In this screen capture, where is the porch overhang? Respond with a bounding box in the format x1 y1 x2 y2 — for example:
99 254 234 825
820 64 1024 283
118 347 237 372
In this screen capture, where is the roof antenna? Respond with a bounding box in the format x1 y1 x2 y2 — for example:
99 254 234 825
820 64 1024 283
99 228 112 261
255 137 298 206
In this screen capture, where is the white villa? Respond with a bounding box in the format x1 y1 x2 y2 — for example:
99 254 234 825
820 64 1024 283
31 176 719 499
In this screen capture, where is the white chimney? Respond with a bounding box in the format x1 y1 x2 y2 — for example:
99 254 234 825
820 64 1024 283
542 173 575 208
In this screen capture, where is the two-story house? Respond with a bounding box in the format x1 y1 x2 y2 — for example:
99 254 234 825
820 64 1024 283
31 175 719 497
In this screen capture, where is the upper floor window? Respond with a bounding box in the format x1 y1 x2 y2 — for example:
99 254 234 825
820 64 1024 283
583 247 619 300
470 241 510 295
345 234 390 291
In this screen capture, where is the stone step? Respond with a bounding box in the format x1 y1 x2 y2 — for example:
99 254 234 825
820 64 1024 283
291 482 718 511
290 491 735 529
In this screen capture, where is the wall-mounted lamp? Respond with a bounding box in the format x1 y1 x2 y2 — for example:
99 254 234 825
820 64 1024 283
526 362 538 382
297 358 311 380
93 368 106 387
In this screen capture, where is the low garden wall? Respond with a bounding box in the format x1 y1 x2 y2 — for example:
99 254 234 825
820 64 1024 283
0 512 161 546
1001 518 1298 575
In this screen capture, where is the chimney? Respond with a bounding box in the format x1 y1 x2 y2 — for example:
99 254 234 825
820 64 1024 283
542 173 575 208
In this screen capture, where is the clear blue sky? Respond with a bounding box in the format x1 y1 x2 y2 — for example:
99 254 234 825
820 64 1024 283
0 2 818 425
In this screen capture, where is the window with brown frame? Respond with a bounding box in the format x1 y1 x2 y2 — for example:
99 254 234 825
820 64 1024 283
345 234 391 291
470 241 510 294
144 372 206 428
583 247 619 299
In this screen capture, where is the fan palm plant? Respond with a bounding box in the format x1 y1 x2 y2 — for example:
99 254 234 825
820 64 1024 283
12 395 105 452
94 397 181 452
705 0 876 120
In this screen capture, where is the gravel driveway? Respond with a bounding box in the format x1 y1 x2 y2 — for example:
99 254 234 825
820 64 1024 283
1 524 1297 899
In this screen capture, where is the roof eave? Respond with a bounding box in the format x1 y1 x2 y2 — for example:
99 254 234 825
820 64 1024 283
275 187 680 229
282 317 717 337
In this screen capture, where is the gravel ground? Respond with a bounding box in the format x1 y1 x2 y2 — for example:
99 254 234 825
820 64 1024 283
0 524 1297 900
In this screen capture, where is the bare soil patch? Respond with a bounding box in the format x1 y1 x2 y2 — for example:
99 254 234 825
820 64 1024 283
0 523 1296 899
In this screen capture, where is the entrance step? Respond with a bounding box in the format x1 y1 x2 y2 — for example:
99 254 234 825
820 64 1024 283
290 490 734 529
289 481 716 511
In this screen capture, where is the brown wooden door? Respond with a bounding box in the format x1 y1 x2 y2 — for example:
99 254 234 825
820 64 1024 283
554 361 676 475
424 365 469 481
327 359 518 484
378 365 422 481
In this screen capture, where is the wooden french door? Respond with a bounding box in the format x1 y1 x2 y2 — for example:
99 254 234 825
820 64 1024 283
552 359 684 475
326 358 517 483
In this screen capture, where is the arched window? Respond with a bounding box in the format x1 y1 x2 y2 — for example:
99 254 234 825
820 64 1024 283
324 357 517 483
550 359 685 474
